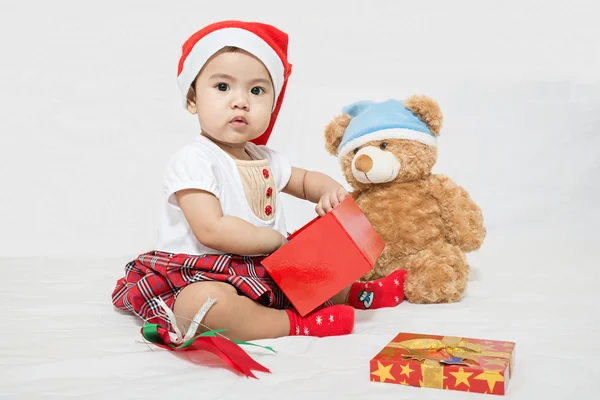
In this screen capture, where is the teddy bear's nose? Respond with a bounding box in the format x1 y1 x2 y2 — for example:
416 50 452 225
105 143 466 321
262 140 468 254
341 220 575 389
355 154 373 172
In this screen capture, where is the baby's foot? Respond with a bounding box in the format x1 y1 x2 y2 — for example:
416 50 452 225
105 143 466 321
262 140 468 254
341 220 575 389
285 305 354 337
347 269 407 310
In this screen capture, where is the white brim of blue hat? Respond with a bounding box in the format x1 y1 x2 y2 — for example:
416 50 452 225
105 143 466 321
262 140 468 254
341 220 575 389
337 99 437 161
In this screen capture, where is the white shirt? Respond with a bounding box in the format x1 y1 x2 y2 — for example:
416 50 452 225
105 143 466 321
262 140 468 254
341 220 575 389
155 134 292 256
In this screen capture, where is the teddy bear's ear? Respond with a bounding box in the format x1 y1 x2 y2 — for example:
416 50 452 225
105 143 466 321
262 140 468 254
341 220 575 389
324 113 352 156
404 95 443 136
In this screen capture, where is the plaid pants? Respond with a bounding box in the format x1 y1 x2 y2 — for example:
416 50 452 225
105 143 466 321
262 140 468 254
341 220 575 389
111 250 297 330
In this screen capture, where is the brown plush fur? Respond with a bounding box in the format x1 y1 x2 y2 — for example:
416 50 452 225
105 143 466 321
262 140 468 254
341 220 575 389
324 95 486 303
324 113 352 156
404 94 443 136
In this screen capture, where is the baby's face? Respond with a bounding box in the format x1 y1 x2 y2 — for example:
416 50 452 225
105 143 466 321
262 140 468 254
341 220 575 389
189 48 275 145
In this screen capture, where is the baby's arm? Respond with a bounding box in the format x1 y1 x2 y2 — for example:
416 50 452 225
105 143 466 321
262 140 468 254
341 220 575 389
176 189 287 255
283 167 348 216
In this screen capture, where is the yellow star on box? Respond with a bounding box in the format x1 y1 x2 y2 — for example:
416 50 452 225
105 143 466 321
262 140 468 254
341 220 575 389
400 379 408 385
449 367 473 388
399 362 414 378
474 370 505 392
371 361 396 383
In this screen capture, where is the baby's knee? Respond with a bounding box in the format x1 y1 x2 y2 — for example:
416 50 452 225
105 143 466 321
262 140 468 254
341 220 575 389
176 281 237 308
173 281 237 326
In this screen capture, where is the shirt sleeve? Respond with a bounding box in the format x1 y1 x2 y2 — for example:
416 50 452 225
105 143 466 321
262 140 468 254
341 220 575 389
260 145 292 192
163 146 222 209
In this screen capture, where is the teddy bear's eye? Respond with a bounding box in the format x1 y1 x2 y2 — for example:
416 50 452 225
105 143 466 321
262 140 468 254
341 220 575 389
380 142 388 150
353 148 359 154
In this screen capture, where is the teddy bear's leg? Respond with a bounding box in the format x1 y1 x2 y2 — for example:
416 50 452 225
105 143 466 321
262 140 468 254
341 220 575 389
359 267 384 282
358 247 398 282
403 242 469 304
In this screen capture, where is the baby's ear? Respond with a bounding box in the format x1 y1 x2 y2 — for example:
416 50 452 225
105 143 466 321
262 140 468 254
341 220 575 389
404 95 443 136
324 113 352 156
186 86 198 114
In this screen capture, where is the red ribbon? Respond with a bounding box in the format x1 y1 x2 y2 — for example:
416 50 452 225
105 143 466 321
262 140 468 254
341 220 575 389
142 324 271 379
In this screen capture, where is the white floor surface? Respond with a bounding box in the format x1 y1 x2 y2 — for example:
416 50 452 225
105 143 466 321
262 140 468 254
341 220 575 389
1 229 597 399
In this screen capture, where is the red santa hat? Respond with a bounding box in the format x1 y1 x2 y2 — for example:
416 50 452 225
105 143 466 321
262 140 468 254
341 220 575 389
177 20 293 146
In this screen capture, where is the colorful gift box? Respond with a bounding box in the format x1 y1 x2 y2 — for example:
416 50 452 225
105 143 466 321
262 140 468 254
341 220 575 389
370 332 516 395
262 196 384 316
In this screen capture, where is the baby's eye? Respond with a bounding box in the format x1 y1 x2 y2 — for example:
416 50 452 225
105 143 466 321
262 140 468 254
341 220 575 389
251 86 265 95
380 142 388 150
216 83 229 91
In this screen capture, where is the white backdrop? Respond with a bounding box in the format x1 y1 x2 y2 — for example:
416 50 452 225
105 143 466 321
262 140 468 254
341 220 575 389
0 0 598 258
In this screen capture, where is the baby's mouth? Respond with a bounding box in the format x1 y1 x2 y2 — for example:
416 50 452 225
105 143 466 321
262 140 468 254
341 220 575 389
230 116 248 127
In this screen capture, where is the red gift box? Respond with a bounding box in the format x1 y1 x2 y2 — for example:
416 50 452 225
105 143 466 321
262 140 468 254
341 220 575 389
370 332 516 395
261 196 384 316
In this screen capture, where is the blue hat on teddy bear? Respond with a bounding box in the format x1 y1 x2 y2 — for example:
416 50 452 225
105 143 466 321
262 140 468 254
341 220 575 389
337 99 437 160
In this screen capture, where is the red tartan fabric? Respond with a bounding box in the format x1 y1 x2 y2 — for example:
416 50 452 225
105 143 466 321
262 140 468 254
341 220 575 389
111 250 298 330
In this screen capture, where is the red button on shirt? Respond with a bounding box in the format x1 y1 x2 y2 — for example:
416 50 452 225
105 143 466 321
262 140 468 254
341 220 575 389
266 187 273 197
262 169 270 179
265 205 272 215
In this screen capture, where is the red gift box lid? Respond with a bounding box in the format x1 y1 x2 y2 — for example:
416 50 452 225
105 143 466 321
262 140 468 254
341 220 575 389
261 196 385 316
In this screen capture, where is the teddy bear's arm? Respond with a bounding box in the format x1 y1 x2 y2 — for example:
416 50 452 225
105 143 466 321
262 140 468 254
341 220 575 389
426 174 486 252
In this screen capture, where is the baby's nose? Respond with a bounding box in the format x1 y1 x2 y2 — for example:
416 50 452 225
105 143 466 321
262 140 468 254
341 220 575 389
355 154 373 173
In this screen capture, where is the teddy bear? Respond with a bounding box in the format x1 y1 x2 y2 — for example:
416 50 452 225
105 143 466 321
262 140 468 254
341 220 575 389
323 95 486 303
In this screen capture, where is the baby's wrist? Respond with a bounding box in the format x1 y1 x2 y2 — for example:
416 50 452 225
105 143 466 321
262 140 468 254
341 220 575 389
272 231 288 251
278 232 289 248
256 227 286 252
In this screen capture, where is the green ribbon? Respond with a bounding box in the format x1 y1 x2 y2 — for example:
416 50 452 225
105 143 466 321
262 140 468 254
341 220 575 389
141 323 276 353
141 324 164 345
233 340 276 354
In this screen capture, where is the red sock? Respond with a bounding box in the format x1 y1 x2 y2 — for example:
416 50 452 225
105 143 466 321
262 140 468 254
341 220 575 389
347 269 407 310
285 305 354 337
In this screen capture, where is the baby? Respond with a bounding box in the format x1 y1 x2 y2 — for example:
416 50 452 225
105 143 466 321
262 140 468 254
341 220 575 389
112 20 406 342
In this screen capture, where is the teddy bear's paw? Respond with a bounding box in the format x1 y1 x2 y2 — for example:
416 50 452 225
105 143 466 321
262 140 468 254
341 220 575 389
405 263 461 304
403 244 469 304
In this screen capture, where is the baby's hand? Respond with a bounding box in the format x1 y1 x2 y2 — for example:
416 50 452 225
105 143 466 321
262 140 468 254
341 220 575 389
315 186 348 217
